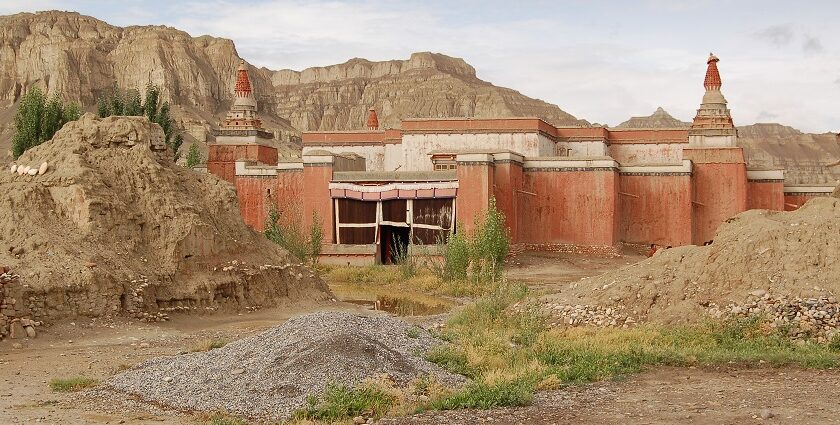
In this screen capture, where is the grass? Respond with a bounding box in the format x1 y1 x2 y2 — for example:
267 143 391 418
49 377 99 392
291 381 396 422
204 413 249 425
190 338 229 353
422 280 840 411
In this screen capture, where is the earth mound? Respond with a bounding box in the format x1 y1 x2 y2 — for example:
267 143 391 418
0 114 329 331
542 189 840 326
97 311 463 421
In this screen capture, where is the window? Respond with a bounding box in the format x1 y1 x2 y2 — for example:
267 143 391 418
431 154 457 171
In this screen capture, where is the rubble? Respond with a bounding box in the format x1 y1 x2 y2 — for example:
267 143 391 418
708 292 840 342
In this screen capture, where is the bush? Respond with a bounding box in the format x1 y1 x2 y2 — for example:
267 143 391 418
434 197 510 287
265 204 323 264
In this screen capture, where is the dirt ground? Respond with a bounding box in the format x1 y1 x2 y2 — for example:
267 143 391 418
2 251 838 424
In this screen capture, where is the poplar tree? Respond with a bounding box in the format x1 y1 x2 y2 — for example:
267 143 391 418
12 88 82 159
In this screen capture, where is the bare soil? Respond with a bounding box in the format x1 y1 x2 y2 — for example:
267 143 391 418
2 251 838 424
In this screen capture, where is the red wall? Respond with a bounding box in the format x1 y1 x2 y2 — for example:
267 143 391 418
518 170 619 246
690 162 747 244
456 162 495 235
235 177 275 231
303 165 335 243
492 161 524 243
783 194 828 211
619 174 692 246
207 145 279 183
747 181 784 211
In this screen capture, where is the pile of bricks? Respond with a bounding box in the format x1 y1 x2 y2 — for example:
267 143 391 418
0 266 39 339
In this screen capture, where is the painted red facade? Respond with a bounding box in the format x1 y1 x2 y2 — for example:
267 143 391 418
205 54 833 263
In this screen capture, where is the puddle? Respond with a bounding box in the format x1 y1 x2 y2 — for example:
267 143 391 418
343 296 449 316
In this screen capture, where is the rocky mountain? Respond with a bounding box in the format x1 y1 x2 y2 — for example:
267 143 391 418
614 107 690 129
614 108 839 184
737 123 840 185
0 11 583 162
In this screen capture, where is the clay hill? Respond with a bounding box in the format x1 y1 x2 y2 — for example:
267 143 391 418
0 11 582 162
0 114 329 337
554 187 840 325
616 108 840 184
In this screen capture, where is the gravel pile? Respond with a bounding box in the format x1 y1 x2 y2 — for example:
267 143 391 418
97 312 463 421
708 291 840 342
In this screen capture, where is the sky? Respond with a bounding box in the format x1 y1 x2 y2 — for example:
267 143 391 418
3 0 839 132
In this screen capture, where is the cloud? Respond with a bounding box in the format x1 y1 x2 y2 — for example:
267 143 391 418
755 25 794 47
802 35 824 53
756 111 780 122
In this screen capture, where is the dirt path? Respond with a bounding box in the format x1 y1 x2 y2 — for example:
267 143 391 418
381 366 840 424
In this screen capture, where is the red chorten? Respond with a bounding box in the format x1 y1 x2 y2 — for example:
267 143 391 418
367 108 379 130
221 60 265 131
704 53 722 91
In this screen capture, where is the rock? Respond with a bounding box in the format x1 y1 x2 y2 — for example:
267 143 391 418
9 164 16 174
11 342 22 349
750 289 767 298
16 166 26 175
27 167 38 176
230 368 245 375
9 321 24 339
353 416 366 425
24 325 36 338
163 376 173 383
760 409 775 420
139 342 150 348
38 162 48 175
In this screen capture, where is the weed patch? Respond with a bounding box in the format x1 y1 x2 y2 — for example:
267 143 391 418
190 338 228 353
292 382 396 422
49 377 99 392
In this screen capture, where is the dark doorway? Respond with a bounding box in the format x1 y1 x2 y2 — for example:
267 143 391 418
380 226 410 265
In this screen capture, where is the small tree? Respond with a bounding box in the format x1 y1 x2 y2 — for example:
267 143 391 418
308 212 324 264
185 143 202 168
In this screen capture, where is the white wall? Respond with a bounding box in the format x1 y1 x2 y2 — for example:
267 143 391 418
303 145 385 171
608 143 688 165
401 132 546 171
557 141 608 157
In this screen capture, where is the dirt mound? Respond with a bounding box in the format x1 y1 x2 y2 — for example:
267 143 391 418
97 311 463 421
0 114 329 330
545 190 840 324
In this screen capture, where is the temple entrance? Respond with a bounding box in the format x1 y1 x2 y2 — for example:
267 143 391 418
380 225 410 265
